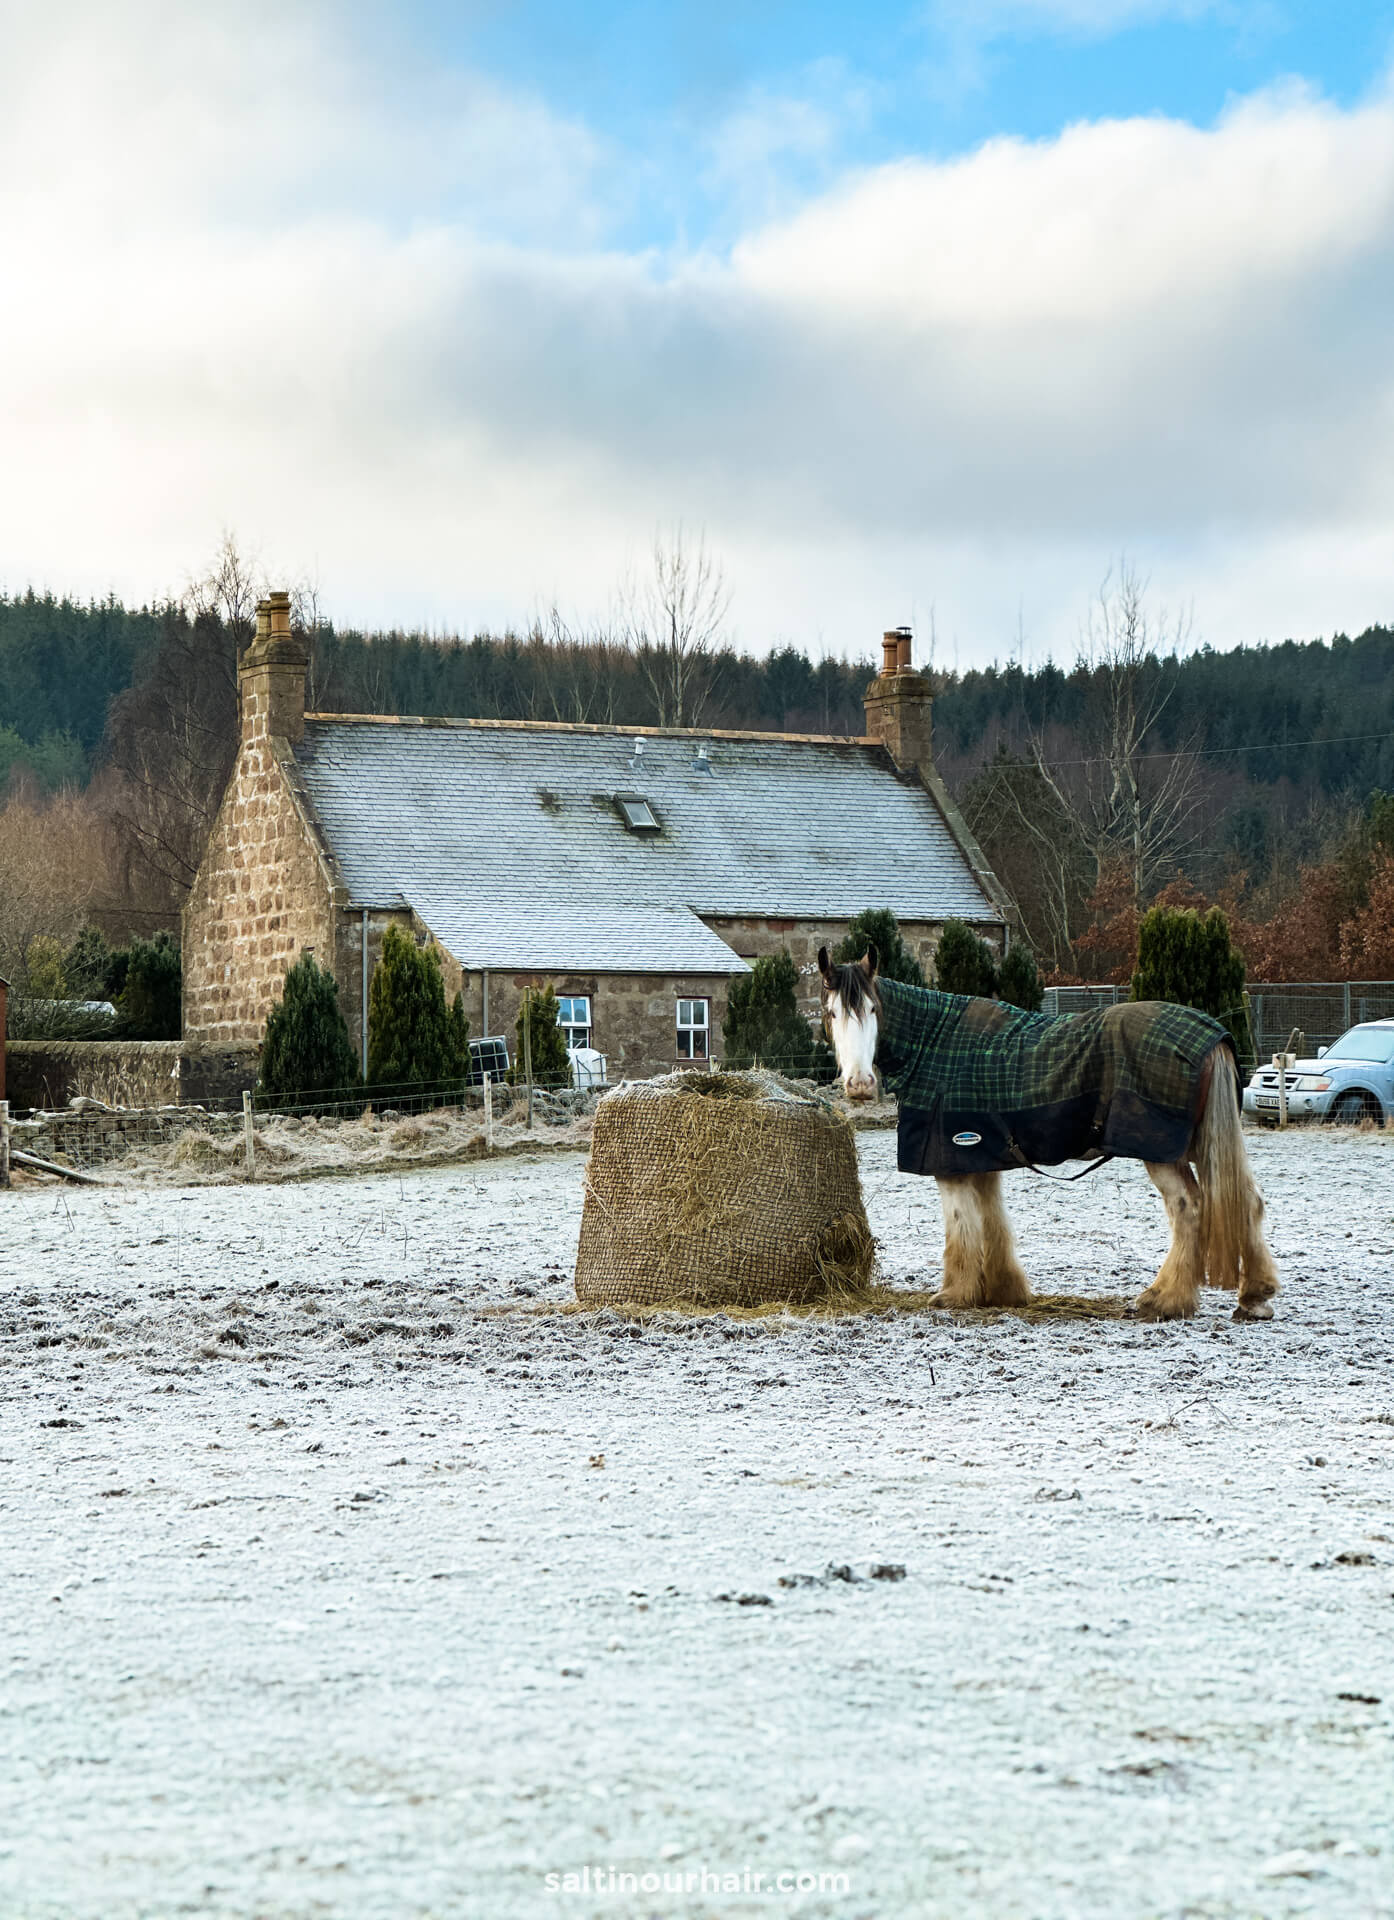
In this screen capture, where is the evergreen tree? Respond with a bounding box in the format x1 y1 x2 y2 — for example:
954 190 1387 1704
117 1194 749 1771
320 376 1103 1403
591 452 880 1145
997 943 1044 1012
512 984 572 1088
367 925 469 1090
117 930 181 1038
23 935 67 1000
933 920 999 998
1131 905 1254 1067
62 925 120 1000
832 908 926 987
1367 788 1394 854
448 990 471 1077
257 953 362 1109
723 950 826 1076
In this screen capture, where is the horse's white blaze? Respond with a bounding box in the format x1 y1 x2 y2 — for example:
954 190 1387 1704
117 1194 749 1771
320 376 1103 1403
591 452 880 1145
826 991 879 1100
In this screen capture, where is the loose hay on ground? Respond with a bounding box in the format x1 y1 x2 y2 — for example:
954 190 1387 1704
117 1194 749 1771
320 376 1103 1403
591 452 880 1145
574 1070 875 1311
524 1286 1131 1324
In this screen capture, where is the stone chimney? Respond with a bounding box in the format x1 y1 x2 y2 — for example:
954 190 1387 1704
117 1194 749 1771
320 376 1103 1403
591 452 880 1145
238 590 309 746
864 625 932 773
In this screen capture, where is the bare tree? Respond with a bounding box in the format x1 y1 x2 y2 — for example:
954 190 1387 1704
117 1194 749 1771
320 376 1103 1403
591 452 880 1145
961 749 1093 969
524 605 628 726
626 527 732 729
183 529 263 653
0 788 117 1000
1029 563 1205 907
105 534 270 904
288 573 329 711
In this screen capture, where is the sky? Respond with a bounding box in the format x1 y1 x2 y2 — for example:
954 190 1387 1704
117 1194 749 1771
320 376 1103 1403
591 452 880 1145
2 0 1393 667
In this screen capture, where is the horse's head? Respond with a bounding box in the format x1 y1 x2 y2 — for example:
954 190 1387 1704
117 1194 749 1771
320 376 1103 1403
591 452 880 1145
818 945 881 1101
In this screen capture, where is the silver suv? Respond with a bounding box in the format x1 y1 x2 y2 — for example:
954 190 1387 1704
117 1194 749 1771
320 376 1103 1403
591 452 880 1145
1243 1019 1394 1126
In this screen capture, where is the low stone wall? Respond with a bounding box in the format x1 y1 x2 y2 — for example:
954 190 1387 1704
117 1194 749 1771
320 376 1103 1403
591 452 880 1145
11 1104 235 1170
4 1042 259 1115
6 1042 182 1113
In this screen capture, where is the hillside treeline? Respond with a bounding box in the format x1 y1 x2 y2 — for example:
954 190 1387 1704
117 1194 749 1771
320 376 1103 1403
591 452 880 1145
0 590 876 790
3 578 1394 993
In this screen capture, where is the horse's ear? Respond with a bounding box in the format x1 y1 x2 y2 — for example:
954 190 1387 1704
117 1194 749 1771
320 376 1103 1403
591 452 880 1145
862 944 879 980
817 945 834 984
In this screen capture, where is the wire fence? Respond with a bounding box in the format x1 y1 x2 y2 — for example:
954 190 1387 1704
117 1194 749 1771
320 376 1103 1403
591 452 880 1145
1 1054 853 1181
1045 980 1394 1062
35 983 1394 1180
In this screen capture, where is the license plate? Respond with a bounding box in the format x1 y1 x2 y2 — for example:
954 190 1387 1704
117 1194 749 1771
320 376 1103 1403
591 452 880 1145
1255 1094 1280 1108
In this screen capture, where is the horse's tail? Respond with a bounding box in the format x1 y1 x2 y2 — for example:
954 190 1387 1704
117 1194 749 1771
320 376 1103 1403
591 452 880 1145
1195 1045 1278 1309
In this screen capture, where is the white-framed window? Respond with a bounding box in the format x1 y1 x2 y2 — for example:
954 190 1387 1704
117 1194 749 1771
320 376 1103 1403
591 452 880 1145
557 995 592 1050
676 997 710 1060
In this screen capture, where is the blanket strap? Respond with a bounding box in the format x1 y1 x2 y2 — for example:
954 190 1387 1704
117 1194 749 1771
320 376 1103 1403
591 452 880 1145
1021 1153 1116 1183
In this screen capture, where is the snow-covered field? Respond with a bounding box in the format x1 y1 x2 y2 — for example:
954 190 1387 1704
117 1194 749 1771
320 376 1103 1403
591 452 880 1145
2 1127 1391 1920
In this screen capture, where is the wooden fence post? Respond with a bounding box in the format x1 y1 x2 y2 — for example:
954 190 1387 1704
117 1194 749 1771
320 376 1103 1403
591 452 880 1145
483 1072 494 1152
1273 1051 1294 1129
242 1089 256 1177
0 1100 10 1190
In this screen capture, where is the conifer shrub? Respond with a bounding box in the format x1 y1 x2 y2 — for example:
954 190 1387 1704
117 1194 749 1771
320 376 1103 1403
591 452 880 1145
512 984 572 1089
832 908 926 987
22 934 67 1000
933 919 999 998
997 943 1044 1012
257 953 361 1109
62 925 122 1000
367 925 471 1094
116 930 182 1038
1131 905 1255 1066
722 949 830 1078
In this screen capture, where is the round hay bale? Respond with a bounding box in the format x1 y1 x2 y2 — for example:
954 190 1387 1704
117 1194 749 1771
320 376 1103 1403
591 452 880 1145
574 1070 874 1311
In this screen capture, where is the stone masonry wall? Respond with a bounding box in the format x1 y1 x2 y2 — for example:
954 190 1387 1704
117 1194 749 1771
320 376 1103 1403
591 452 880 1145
452 968 737 1081
4 1041 183 1113
440 913 1004 1086
182 739 338 1050
701 916 999 1022
333 908 416 1067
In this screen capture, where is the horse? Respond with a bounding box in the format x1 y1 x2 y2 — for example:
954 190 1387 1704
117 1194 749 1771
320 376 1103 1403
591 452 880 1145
817 946 1279 1322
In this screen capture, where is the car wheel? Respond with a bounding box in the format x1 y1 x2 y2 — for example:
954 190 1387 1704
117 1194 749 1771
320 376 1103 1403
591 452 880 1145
1332 1090 1378 1125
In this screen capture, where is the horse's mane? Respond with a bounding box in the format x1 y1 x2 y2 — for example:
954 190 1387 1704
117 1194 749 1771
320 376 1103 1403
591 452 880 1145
826 960 882 1020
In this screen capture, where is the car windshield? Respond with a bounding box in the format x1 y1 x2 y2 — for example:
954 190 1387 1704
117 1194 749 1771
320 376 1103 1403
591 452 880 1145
1323 1026 1394 1063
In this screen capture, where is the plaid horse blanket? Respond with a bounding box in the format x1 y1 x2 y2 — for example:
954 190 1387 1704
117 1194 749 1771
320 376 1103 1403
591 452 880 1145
876 978 1229 1176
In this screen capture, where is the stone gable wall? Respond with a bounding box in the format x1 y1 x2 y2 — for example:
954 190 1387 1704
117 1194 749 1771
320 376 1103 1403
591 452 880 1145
182 739 338 1050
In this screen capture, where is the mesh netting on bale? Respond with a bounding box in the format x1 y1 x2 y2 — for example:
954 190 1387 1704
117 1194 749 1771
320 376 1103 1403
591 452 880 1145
574 1071 875 1311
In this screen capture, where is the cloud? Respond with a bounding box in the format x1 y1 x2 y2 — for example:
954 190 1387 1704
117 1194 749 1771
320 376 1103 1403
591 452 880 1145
1 3 1392 665
931 0 1226 38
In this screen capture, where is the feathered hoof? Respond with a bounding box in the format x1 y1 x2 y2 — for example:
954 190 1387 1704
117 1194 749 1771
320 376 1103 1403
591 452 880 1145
1232 1300 1274 1322
1129 1289 1195 1321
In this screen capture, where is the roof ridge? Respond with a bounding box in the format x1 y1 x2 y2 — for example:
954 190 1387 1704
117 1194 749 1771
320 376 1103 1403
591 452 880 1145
304 712 876 748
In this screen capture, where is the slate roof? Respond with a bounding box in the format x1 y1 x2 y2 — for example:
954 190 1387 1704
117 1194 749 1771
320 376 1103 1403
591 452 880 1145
293 718 1000 973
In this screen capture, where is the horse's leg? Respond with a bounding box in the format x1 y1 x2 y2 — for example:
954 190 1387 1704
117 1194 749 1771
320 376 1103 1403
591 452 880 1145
934 1175 987 1307
1193 1050 1279 1320
974 1172 1033 1306
1132 1161 1204 1320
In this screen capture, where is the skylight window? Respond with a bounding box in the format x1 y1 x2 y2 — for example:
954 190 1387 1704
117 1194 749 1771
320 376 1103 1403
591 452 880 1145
615 793 660 833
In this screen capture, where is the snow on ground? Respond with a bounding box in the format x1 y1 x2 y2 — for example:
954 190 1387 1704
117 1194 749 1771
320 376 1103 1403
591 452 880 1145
1 1127 1391 1920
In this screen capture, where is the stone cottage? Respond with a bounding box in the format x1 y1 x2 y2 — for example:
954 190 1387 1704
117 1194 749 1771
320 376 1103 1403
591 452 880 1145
182 595 1008 1081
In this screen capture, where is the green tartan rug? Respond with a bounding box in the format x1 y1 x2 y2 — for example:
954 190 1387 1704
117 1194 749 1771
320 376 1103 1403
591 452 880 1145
875 978 1228 1176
